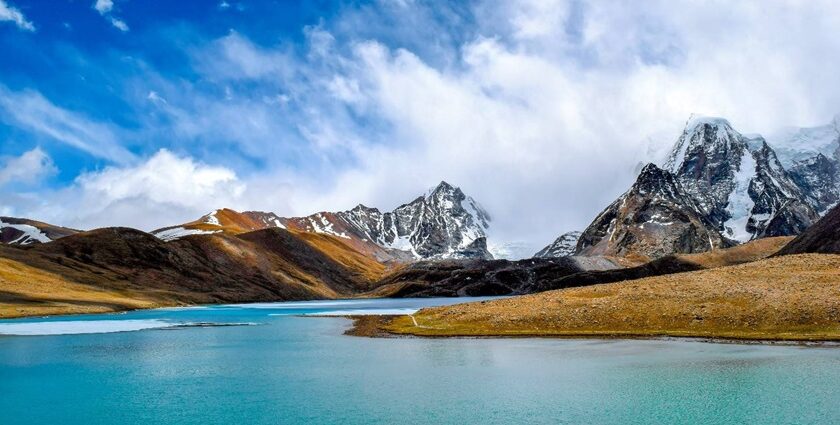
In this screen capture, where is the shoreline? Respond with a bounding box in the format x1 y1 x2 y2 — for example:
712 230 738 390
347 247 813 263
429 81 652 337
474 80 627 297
344 315 840 345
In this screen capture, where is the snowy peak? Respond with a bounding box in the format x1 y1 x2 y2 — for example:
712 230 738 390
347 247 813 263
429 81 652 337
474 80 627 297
661 115 818 242
766 116 840 167
534 231 581 258
664 115 743 174
281 182 493 260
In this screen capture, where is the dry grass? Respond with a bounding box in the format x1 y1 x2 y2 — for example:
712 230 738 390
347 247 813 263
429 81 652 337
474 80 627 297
677 236 793 268
292 230 391 283
384 253 840 341
0 258 170 318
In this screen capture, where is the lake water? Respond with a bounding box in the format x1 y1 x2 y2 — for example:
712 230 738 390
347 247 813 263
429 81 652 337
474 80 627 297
1 297 839 424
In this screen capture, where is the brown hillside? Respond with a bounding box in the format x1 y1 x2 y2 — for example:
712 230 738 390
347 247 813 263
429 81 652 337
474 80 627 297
381 254 840 341
0 227 389 318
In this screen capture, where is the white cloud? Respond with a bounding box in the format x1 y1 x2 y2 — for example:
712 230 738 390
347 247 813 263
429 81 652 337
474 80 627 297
260 0 840 251
33 149 248 231
93 0 113 14
0 86 136 164
109 17 128 32
0 0 35 31
0 147 57 186
93 0 128 32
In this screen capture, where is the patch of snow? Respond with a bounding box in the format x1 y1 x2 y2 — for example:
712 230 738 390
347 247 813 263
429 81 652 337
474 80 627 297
203 210 221 226
0 218 51 244
153 227 221 241
307 214 350 239
272 218 286 229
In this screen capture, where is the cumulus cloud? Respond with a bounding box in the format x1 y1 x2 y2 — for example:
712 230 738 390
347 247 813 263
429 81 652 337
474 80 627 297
0 147 57 186
93 0 113 14
32 149 248 231
275 0 840 251
0 86 135 164
0 0 34 31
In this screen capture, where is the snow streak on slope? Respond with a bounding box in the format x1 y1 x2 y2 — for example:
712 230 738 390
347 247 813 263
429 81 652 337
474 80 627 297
723 149 757 242
154 227 221 241
0 218 51 244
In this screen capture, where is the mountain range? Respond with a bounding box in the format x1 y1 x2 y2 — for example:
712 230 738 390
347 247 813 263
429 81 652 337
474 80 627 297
151 181 492 262
2 114 840 317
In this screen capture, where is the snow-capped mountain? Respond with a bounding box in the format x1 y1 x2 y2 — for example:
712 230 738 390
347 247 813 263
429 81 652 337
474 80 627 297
789 154 840 214
0 217 78 245
765 116 840 168
767 117 840 215
575 164 730 260
281 181 493 260
534 231 581 258
664 116 817 242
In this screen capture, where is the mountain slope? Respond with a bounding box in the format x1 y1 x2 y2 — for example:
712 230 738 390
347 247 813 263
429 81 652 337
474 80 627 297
776 203 840 255
664 116 818 242
281 181 493 260
575 163 730 261
0 217 79 245
0 225 395 318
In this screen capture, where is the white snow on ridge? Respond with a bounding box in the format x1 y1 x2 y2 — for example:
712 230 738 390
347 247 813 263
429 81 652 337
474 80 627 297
766 117 840 167
153 227 221 241
0 218 51 244
307 213 350 239
203 210 221 226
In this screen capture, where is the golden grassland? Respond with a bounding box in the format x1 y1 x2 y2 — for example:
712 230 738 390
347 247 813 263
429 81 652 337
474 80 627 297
0 257 174 318
676 236 793 268
380 253 840 341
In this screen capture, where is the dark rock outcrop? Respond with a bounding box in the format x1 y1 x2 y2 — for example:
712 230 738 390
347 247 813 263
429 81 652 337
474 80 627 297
575 164 730 261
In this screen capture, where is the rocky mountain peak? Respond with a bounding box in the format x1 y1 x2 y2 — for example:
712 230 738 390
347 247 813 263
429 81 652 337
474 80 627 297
660 115 818 242
280 182 493 260
534 231 582 258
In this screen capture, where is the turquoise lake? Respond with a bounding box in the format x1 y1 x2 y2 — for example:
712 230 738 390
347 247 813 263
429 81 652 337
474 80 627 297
1 297 839 424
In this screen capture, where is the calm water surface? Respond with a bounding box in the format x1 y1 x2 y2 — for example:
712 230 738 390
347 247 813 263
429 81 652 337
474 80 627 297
1 297 839 424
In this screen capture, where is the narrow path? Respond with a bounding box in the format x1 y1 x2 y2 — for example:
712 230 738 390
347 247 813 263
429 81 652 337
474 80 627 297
410 314 432 329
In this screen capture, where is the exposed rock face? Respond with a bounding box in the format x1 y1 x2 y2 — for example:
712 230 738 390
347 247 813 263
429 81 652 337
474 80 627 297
281 181 493 260
575 164 730 261
534 231 581 258
664 116 818 242
0 217 78 245
789 153 840 214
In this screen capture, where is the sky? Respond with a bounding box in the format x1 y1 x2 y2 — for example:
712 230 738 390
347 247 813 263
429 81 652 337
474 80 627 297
1 0 839 255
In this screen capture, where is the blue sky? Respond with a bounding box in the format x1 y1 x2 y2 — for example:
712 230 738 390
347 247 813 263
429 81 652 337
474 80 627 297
1 0 840 255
